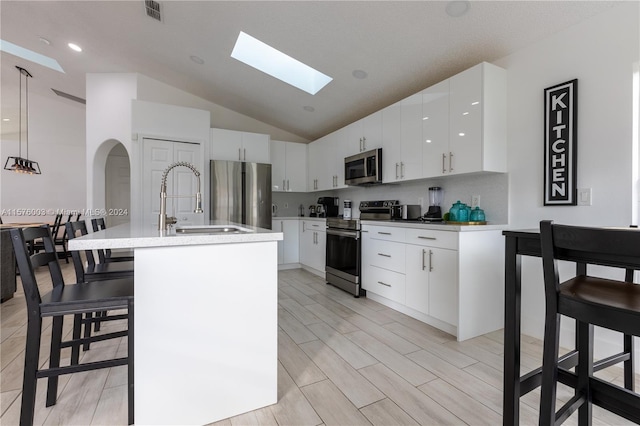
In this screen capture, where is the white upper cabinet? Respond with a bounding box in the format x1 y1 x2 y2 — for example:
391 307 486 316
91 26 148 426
271 140 307 192
400 93 424 181
309 131 345 192
383 94 423 183
210 128 270 163
345 110 383 155
422 80 450 177
382 101 402 183
446 62 506 176
307 136 333 191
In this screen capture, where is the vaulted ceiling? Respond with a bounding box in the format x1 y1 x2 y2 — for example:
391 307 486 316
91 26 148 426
0 1 618 141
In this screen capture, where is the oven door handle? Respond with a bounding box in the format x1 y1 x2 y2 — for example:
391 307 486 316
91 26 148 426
326 229 360 239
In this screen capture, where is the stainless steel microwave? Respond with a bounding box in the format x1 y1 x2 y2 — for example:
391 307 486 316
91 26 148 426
344 148 382 186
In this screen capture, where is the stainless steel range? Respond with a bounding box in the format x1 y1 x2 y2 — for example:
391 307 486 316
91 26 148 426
325 217 362 297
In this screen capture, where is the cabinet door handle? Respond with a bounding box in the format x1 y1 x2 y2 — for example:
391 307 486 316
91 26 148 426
429 249 434 271
418 236 436 240
283 180 286 191
243 148 247 161
280 221 284 232
422 249 426 270
442 153 447 174
287 180 290 191
362 136 366 151
238 148 242 161
400 162 405 178
361 230 369 233
449 152 453 172
378 281 391 287
395 163 399 179
377 253 391 257
378 232 391 235
302 222 306 232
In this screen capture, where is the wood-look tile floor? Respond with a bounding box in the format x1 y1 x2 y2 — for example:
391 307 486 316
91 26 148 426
1 264 638 425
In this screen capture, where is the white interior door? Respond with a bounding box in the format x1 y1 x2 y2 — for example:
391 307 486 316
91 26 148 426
142 138 203 230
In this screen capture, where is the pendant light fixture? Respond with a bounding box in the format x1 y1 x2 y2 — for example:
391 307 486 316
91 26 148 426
4 66 41 174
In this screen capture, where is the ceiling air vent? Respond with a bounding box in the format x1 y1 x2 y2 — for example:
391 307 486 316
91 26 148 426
144 0 162 22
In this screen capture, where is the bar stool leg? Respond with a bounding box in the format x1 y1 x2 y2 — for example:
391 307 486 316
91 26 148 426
577 321 593 426
540 312 561 426
46 315 64 407
20 316 42 426
623 334 635 391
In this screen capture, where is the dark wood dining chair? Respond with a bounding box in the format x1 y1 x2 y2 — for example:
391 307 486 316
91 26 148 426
10 225 133 425
91 217 134 263
539 220 640 425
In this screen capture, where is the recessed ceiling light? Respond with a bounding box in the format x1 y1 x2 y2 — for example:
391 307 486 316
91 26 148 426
446 0 470 17
2 118 10 122
303 106 315 112
68 42 82 52
190 55 204 65
231 31 332 95
352 69 368 79
0 39 65 72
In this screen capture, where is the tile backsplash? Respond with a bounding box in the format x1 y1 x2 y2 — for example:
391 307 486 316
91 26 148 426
273 173 508 224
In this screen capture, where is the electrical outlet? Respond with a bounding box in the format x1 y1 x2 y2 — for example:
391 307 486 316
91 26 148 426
577 188 592 206
284 203 289 209
471 195 481 208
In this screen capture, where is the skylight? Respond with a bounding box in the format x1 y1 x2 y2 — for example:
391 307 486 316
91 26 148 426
0 40 65 73
231 31 332 95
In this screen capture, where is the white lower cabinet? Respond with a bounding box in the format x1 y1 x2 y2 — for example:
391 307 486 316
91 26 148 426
272 219 299 266
361 223 504 341
299 220 326 274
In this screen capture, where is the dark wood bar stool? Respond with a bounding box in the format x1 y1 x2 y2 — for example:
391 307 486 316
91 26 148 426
539 220 640 425
65 221 134 282
10 225 133 425
90 217 134 263
66 220 134 343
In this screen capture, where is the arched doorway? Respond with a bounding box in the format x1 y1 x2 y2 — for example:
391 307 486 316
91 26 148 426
105 143 131 226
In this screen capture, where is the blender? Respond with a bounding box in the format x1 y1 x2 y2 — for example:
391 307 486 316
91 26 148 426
424 186 443 221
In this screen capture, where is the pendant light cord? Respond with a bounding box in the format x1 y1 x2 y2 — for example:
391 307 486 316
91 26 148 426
18 66 22 158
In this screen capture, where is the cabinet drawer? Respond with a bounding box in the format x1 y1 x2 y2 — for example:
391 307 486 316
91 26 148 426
364 266 406 304
365 225 406 242
368 238 405 273
405 228 458 250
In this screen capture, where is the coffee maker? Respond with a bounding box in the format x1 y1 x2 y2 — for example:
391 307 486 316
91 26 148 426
316 197 339 218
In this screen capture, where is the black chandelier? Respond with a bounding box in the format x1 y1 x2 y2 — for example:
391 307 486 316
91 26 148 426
4 66 41 174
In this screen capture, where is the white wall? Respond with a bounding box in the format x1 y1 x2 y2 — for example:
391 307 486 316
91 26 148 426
0 91 86 222
494 2 640 360
85 73 137 213
136 74 307 143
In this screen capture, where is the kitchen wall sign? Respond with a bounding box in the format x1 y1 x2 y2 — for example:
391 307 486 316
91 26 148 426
544 79 577 206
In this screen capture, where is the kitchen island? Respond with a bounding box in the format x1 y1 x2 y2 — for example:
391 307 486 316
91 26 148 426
69 221 282 425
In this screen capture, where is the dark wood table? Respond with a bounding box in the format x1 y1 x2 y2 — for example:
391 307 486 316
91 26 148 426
1 223 48 303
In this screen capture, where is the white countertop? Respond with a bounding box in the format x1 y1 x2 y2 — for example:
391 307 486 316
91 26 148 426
68 221 283 250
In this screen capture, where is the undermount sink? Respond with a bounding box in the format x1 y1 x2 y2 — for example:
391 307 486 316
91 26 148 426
174 225 253 235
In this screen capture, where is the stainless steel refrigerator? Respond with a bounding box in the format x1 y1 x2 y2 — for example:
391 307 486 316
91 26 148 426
210 160 272 229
